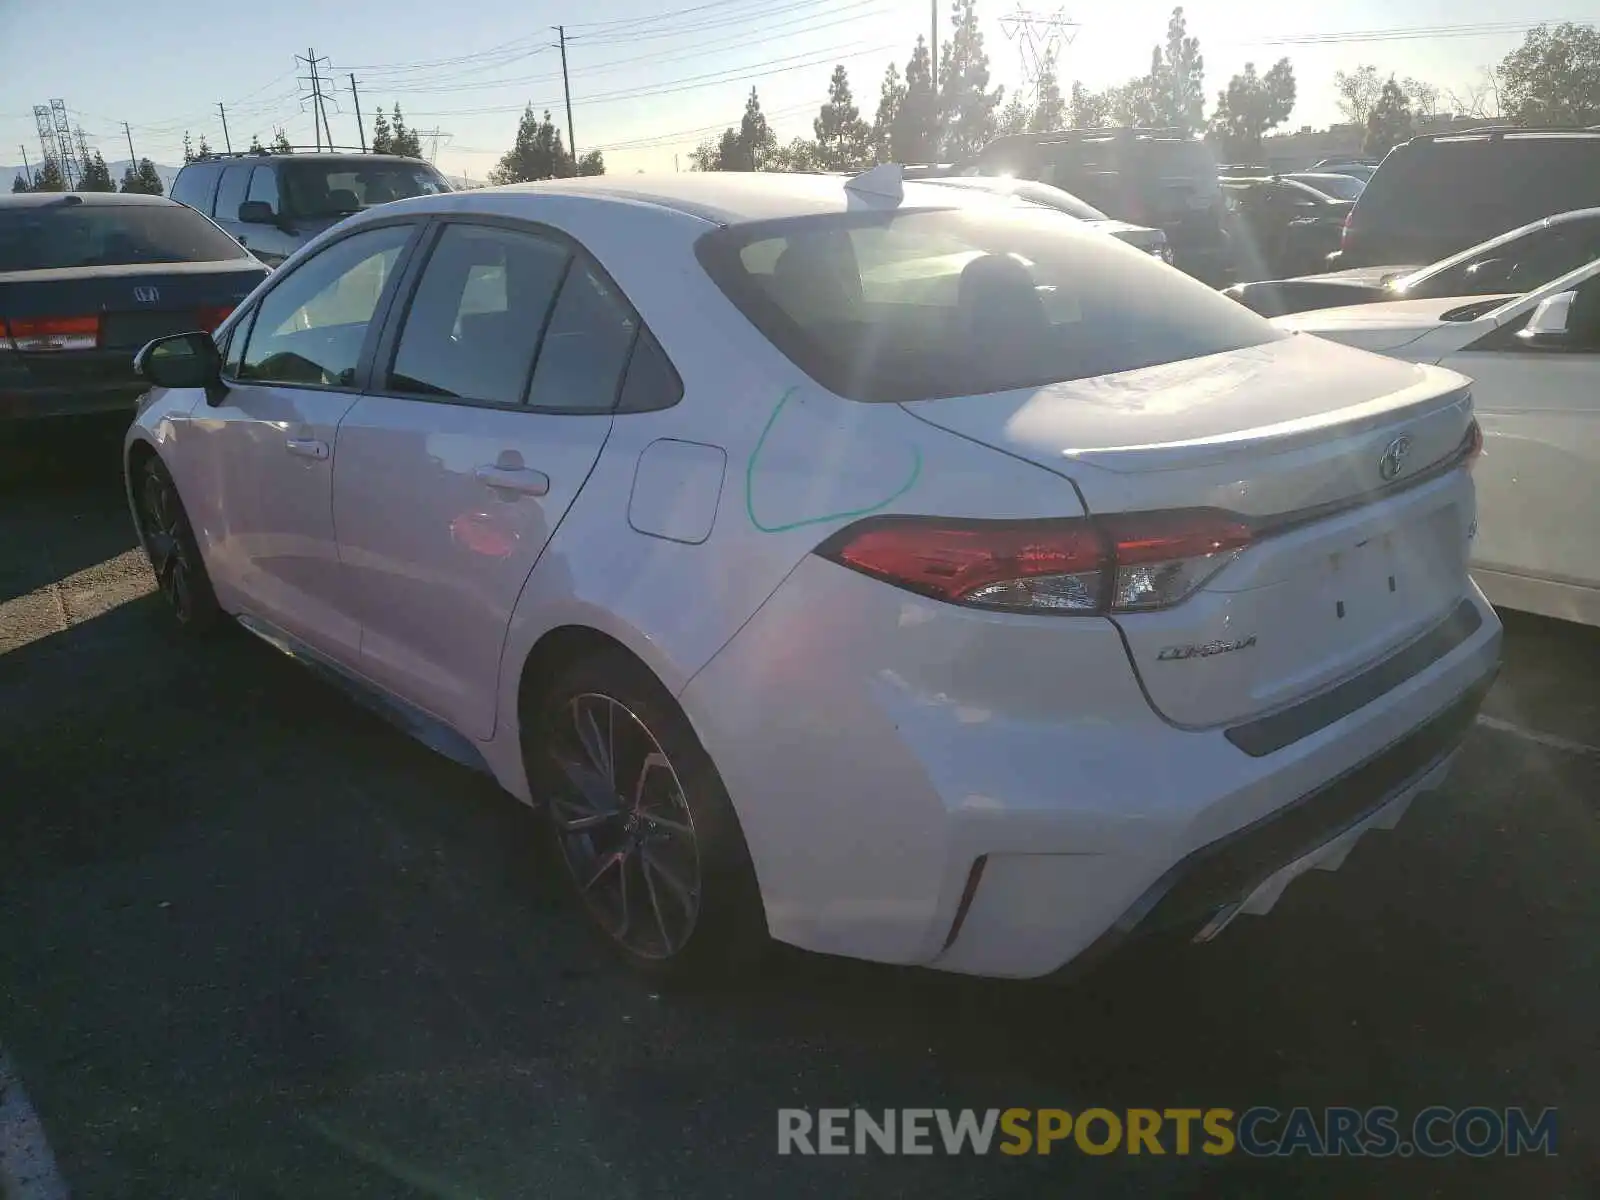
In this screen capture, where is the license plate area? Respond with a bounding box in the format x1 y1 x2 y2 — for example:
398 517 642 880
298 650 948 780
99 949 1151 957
102 311 199 349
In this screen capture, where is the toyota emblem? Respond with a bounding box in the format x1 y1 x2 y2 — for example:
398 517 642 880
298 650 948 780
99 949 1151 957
1378 434 1413 482
132 286 160 303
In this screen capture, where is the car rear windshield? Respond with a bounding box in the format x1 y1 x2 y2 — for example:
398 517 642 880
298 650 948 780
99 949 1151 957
0 202 250 272
1291 173 1365 201
1357 136 1600 229
695 206 1283 403
281 160 451 219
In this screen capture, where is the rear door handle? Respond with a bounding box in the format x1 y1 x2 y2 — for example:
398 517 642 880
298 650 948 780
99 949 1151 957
285 437 329 461
475 464 550 496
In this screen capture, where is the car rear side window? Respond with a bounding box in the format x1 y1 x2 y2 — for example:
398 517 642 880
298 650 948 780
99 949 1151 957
696 206 1282 403
170 161 221 214
214 165 252 224
616 327 682 413
246 166 281 216
0 202 251 271
525 260 639 412
387 223 570 405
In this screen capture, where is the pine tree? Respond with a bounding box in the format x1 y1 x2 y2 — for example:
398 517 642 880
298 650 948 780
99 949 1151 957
390 105 423 158
76 151 114 191
33 158 65 191
1068 80 1109 128
1148 6 1206 132
182 132 195 164
121 157 164 195
576 150 605 176
1364 77 1415 157
937 0 1004 158
197 135 213 159
271 128 292 153
249 133 265 153
12 173 30 193
997 96 1030 135
488 105 575 183
815 66 872 170
738 87 775 170
892 36 939 163
369 108 393 154
871 62 905 163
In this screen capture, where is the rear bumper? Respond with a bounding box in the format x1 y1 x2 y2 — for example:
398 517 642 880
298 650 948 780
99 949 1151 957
682 554 1503 979
1 380 146 420
1 353 146 420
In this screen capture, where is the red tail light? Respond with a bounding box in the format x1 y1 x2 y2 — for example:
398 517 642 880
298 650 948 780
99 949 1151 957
0 314 100 352
815 511 1254 616
196 304 234 332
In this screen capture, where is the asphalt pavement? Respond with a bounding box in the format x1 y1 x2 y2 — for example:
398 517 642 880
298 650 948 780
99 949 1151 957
1 415 1597 1199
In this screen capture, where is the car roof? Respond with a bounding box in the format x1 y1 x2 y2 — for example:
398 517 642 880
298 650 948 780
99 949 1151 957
0 191 178 209
180 153 429 168
469 172 989 226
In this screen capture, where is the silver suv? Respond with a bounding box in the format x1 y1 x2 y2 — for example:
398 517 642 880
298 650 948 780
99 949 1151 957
168 151 452 266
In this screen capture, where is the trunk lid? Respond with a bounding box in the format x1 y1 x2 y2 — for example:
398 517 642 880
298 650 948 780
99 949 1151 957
1272 294 1519 353
0 259 266 347
900 333 1478 728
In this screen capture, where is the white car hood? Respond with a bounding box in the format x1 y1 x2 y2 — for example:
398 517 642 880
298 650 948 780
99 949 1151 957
1273 294 1519 353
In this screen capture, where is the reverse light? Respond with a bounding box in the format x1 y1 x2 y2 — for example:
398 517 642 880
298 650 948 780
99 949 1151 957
1 314 100 352
814 511 1253 616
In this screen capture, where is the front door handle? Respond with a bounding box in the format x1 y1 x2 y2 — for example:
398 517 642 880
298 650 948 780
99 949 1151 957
475 464 550 496
285 437 329 461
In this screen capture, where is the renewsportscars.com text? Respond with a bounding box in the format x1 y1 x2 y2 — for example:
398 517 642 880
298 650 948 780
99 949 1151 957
777 1106 1558 1158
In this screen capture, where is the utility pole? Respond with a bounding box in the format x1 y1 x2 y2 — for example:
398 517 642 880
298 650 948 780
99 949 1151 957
349 74 367 152
19 145 32 188
556 25 576 166
217 102 233 153
122 121 137 168
931 0 938 86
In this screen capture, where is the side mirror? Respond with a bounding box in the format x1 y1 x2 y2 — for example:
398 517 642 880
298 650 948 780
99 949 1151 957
134 331 226 403
238 200 277 225
1516 290 1576 348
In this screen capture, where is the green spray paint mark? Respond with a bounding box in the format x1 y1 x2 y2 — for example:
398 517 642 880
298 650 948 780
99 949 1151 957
744 387 922 533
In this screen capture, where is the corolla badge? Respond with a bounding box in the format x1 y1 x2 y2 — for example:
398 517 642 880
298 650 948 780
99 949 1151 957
1156 634 1257 662
1378 434 1413 482
132 286 160 303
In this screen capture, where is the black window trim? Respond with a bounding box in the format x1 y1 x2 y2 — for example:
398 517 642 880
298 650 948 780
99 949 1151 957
363 211 678 416
230 215 426 395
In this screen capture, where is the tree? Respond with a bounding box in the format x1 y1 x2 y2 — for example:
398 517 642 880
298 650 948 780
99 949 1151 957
1364 76 1414 157
197 135 213 159
249 133 265 153
1147 6 1206 132
12 173 29 193
369 108 393 154
997 95 1030 135
1029 50 1066 132
118 157 164 195
271 128 292 153
78 150 115 191
892 36 939 162
1446 68 1504 121
1334 64 1383 127
1106 76 1159 126
576 149 605 176
814 65 872 170
182 132 195 164
1209 58 1296 161
871 62 905 162
390 105 423 158
938 0 1004 157
489 105 575 183
1497 22 1600 127
1068 80 1109 128
738 87 775 170
768 136 826 172
33 158 65 192
1402 77 1441 121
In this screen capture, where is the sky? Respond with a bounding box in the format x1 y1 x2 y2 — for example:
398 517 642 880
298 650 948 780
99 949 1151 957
1 0 1594 182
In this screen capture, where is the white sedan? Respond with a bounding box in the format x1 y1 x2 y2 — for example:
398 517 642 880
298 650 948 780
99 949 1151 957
124 167 1500 980
1278 249 1600 628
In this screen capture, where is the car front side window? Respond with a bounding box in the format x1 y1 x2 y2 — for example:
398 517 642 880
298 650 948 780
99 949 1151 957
238 223 413 388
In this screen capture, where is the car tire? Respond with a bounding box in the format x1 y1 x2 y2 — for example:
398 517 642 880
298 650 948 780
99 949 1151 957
530 648 767 981
134 455 222 632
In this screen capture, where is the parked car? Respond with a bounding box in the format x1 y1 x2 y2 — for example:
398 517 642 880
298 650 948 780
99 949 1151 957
1334 127 1600 269
1227 207 1600 316
1277 252 1600 628
919 174 1173 260
0 191 267 421
962 127 1235 284
1310 157 1380 183
169 150 453 267
1280 172 1367 201
1223 176 1356 280
124 168 1500 981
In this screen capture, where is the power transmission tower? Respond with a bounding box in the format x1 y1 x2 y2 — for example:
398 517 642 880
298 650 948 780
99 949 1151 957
555 25 576 162
998 7 1079 107
34 100 83 187
74 126 92 172
295 49 338 150
419 127 452 164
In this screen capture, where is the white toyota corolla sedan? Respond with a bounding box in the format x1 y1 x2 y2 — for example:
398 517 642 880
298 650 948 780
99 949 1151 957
123 166 1502 980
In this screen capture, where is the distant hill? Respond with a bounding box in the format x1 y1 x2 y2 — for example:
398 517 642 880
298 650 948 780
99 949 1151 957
3 160 181 193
